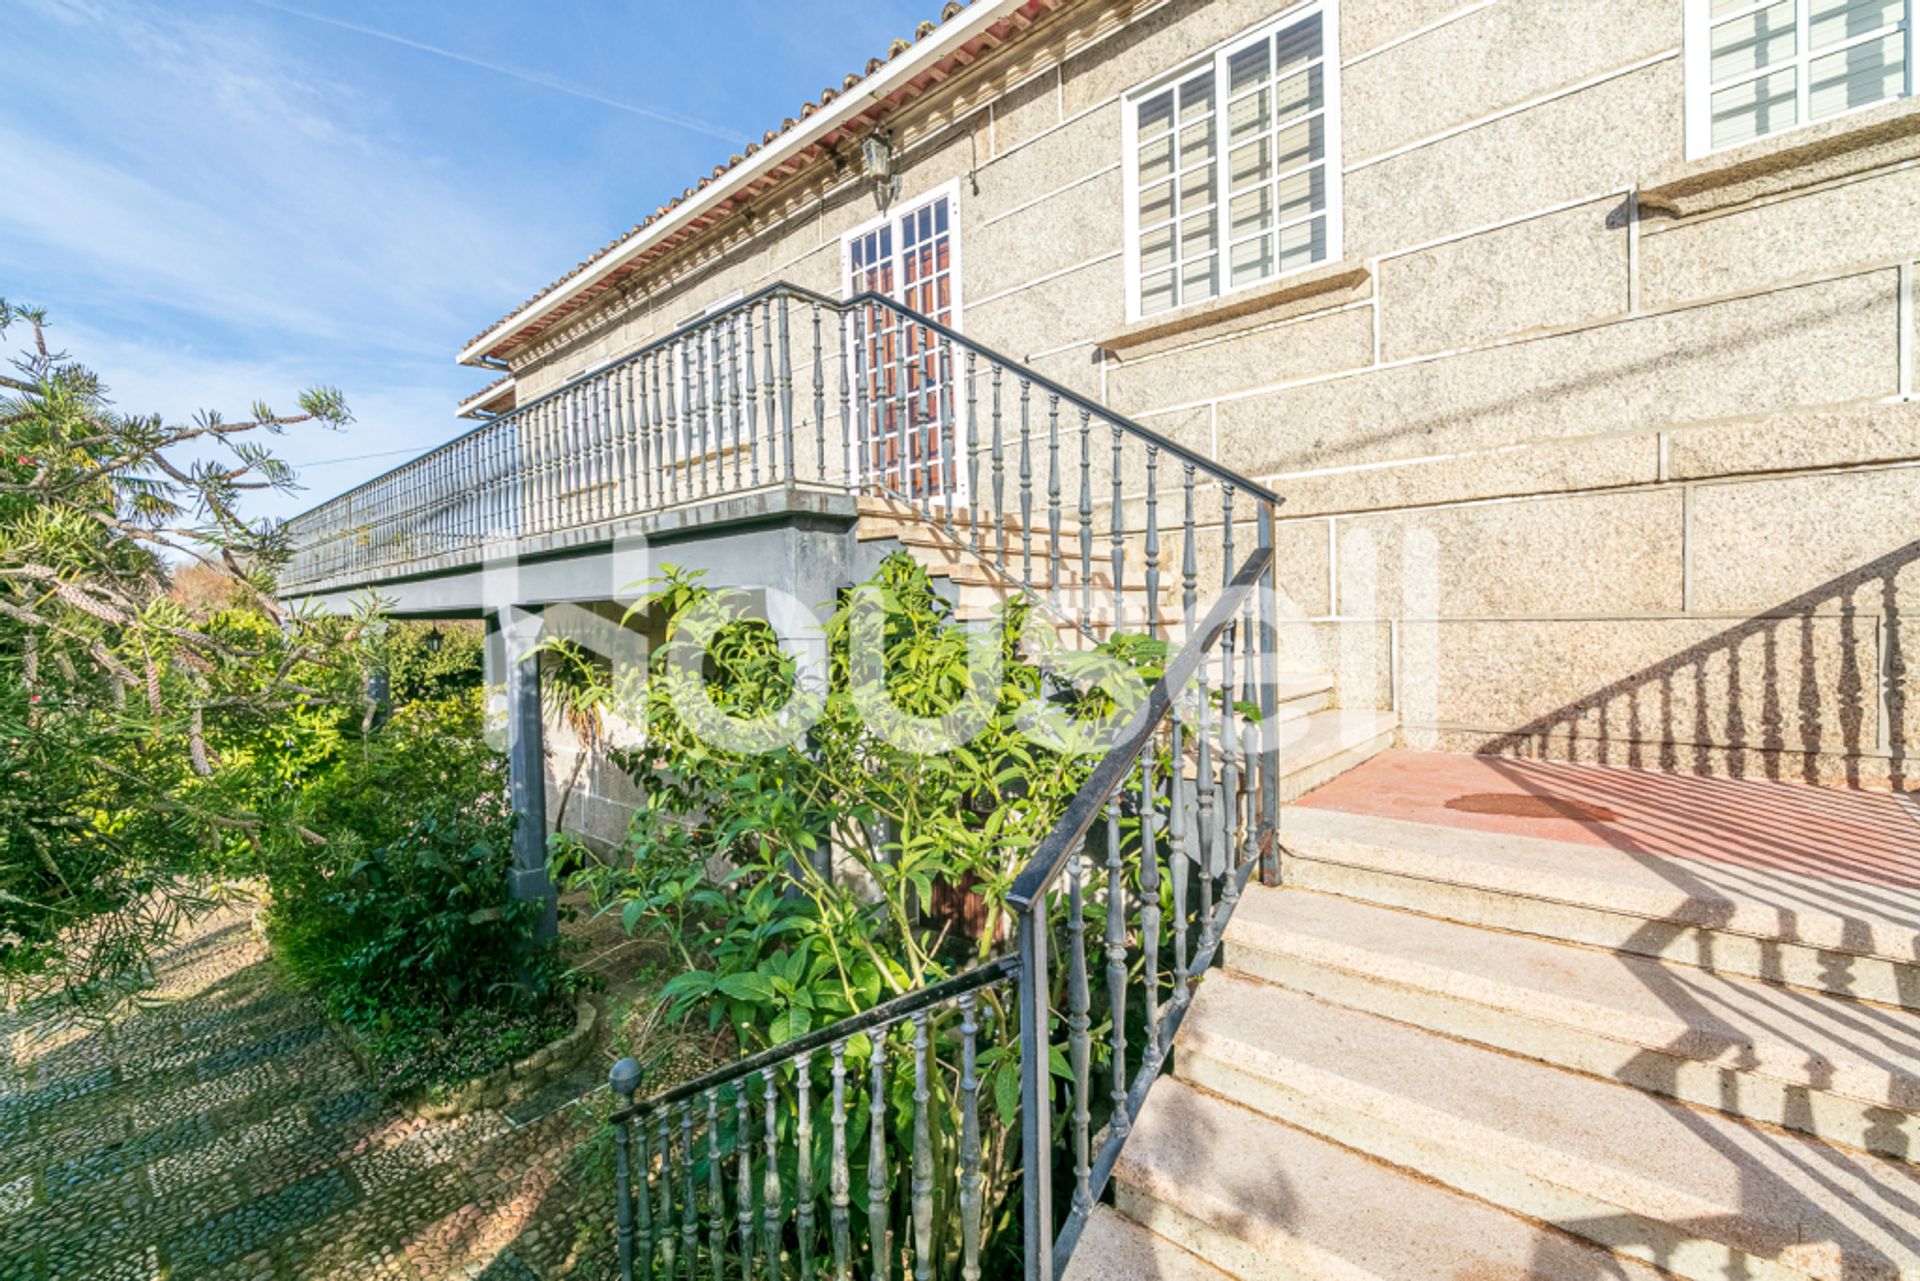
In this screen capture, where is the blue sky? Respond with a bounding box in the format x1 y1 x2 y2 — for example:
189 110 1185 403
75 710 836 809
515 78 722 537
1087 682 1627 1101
1 0 930 522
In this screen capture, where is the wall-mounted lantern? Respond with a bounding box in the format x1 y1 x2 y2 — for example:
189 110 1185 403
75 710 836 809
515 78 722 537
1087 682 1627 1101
862 130 901 204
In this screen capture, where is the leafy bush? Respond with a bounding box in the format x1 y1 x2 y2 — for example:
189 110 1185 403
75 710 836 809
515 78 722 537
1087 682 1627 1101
571 554 1162 1034
260 688 583 1097
558 554 1169 1275
0 298 354 1014
384 620 485 706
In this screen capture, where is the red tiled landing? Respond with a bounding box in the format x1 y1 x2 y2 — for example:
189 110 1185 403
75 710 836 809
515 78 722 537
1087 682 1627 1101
1295 749 1920 888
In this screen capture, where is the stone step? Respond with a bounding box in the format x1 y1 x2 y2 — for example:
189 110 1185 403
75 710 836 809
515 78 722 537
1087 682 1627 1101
1273 712 1398 803
1277 808 1920 1009
1266 672 1333 724
862 508 1210 604
932 546 1138 592
857 511 1038 547
1111 1076 1678 1281
1223 888 1920 1160
952 575 1167 614
1063 1203 1236 1281
1176 968 1920 1281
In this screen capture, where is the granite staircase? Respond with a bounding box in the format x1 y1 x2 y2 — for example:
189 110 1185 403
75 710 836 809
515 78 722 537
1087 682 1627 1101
1068 804 1920 1281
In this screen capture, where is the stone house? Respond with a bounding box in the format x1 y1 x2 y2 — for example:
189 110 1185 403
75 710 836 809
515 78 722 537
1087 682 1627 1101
283 1 1920 1274
423 0 1911 799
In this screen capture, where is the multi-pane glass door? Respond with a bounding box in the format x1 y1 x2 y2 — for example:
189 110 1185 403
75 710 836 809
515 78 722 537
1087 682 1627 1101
846 189 963 503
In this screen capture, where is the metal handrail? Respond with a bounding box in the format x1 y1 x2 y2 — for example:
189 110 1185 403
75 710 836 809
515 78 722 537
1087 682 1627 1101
279 280 1281 586
603 540 1280 1281
285 281 810 525
285 284 1290 1281
823 285 1279 505
1006 551 1270 913
611 956 1018 1123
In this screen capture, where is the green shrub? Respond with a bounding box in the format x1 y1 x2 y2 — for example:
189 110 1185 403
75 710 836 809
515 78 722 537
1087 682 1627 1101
562 553 1170 1279
262 689 583 1096
384 620 486 706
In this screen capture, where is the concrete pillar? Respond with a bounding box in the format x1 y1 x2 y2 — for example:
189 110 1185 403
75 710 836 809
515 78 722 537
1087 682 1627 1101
496 605 558 942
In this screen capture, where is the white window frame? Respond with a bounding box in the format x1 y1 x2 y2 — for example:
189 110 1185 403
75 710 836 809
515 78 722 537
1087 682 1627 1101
1121 0 1343 324
839 180 969 502
838 179 967 332
1684 0 1916 158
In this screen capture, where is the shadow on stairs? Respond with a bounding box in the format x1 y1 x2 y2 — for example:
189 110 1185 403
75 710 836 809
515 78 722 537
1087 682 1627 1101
1072 750 1920 1281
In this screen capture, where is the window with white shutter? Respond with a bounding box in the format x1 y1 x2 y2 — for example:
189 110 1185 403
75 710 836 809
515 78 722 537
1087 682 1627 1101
1123 2 1342 321
1686 0 1915 156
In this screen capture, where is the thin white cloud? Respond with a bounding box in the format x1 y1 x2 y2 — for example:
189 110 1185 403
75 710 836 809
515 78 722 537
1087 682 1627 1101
0 1 560 351
245 0 750 144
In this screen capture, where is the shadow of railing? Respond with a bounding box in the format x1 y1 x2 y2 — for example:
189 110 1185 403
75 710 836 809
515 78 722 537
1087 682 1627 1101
1476 540 1913 797
1447 548 1920 1275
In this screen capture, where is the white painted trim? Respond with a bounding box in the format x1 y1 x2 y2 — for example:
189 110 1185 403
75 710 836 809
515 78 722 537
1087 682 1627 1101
1215 396 1908 483
1370 188 1629 263
967 250 1122 311
1129 256 1907 422
1683 0 1712 160
1231 452 1920 543
1113 297 1375 370
1901 261 1915 399
837 177 968 330
1028 335 1102 363
1680 483 1693 612
980 162 1122 227
523 0 1174 368
1387 616 1401 713
837 178 969 501
1120 0 1344 325
1626 190 1642 314
1325 514 1338 617
459 0 1033 364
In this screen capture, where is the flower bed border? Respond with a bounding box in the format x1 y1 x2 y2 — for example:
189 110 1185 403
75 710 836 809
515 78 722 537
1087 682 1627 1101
329 996 600 1119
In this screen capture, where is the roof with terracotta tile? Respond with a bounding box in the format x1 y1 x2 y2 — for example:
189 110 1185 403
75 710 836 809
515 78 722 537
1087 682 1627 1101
455 373 516 418
460 0 1069 366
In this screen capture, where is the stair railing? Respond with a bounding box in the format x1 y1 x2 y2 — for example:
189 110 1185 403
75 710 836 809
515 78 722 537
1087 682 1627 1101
280 283 839 594
607 552 1281 1281
833 287 1276 649
280 284 1278 647
274 282 1285 1279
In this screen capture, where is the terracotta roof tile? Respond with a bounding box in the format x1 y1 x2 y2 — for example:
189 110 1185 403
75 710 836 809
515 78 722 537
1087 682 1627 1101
456 373 516 417
463 0 1051 361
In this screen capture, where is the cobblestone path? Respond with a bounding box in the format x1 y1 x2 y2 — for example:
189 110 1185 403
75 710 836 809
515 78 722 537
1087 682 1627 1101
0 908 617 1281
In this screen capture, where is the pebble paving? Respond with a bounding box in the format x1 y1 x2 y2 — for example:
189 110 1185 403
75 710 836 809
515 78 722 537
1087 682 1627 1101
0 909 620 1280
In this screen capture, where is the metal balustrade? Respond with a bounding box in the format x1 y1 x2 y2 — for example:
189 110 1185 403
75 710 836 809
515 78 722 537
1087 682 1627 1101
610 961 1019 1281
608 554 1279 1281
277 282 1284 1281
574 289 1283 1281
280 285 826 593
279 283 1271 635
